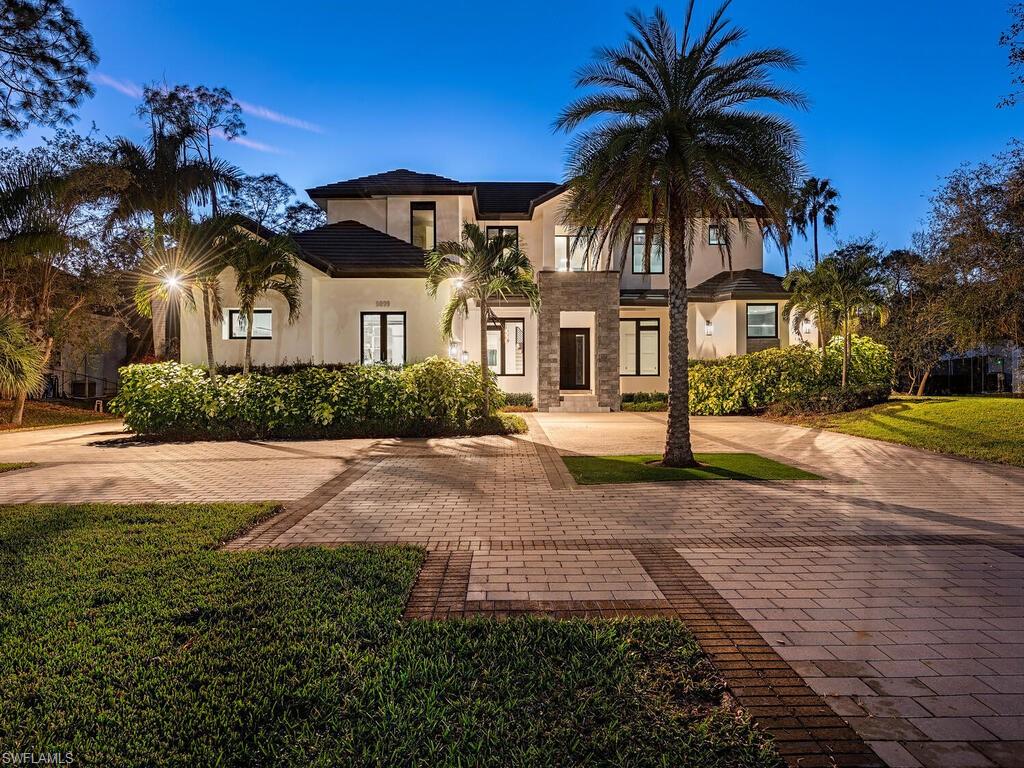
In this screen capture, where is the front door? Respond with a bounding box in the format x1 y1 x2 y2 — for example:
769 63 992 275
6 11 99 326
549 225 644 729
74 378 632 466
559 328 590 390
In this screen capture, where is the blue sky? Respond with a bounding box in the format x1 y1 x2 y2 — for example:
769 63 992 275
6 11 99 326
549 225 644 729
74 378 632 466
12 1 1020 273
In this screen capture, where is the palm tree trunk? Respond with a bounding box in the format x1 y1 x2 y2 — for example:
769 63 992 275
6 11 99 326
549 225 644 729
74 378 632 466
479 296 490 416
783 243 790 274
841 314 851 388
663 196 697 468
243 308 253 375
202 285 217 382
916 370 930 396
10 337 53 426
813 217 819 265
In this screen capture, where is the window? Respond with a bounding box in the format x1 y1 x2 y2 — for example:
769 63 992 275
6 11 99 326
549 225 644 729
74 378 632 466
631 224 664 273
486 318 525 376
361 312 406 365
410 202 436 250
708 225 725 245
486 226 519 247
226 309 272 340
555 234 592 271
619 318 660 376
746 304 778 339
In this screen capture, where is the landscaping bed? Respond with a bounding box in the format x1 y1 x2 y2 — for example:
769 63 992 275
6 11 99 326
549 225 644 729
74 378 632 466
0 400 115 432
0 462 33 473
563 454 819 484
0 502 781 767
774 395 1024 466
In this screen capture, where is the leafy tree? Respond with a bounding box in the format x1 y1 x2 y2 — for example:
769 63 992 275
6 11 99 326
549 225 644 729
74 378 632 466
1001 3 1024 107
426 222 540 416
0 0 97 137
281 201 326 234
223 173 293 233
0 314 44 423
555 2 804 467
794 177 839 265
222 231 302 374
783 264 837 348
138 84 246 214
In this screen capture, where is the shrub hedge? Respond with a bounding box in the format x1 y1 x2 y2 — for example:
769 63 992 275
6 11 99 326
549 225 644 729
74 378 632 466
111 357 526 440
766 385 892 417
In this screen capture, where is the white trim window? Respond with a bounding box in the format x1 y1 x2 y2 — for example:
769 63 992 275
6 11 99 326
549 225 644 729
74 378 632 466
223 309 272 340
486 318 525 376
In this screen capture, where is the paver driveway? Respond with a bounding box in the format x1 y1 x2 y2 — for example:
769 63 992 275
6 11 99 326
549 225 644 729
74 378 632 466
1 413 1022 767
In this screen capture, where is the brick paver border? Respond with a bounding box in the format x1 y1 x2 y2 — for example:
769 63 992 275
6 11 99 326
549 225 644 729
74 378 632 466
403 543 885 768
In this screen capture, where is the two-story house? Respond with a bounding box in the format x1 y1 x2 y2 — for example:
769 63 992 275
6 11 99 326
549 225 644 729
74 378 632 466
179 169 813 411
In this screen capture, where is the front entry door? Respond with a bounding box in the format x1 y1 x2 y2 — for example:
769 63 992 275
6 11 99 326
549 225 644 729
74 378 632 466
559 328 590 390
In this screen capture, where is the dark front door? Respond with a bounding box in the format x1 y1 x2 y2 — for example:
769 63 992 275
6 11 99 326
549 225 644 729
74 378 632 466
559 328 590 390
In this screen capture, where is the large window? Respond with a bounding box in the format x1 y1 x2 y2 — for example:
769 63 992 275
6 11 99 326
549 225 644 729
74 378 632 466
631 224 664 274
410 202 436 250
708 225 725 245
361 312 406 365
486 318 525 376
746 304 778 339
619 318 660 376
555 234 592 271
486 226 519 247
225 309 272 340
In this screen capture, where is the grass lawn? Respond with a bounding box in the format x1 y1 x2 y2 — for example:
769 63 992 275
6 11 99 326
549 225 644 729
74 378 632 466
779 395 1024 467
0 502 780 767
0 399 115 432
0 462 33 473
563 453 819 485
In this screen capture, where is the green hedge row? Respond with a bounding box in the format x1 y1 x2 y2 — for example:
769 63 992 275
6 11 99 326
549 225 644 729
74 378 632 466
110 357 526 440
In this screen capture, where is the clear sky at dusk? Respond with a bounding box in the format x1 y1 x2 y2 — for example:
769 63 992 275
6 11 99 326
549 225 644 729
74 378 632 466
12 1 1020 273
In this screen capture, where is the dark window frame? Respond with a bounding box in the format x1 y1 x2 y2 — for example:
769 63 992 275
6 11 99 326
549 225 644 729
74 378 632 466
227 309 272 340
360 311 408 365
410 202 436 250
745 303 779 340
708 224 725 246
619 317 661 377
486 225 519 247
555 233 592 272
631 223 665 274
486 317 526 377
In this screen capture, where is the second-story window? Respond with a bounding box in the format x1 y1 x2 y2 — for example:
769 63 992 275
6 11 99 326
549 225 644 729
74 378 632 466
708 224 725 246
486 226 519 247
555 234 591 271
631 224 664 274
411 202 436 250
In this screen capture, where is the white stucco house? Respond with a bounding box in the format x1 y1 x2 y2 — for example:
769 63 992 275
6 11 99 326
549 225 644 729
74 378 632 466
179 169 815 411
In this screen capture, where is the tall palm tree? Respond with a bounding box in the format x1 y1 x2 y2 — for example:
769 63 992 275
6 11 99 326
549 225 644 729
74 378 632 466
556 2 805 467
222 232 302 374
783 263 837 351
0 314 44 426
818 248 886 387
795 177 839 265
426 222 541 416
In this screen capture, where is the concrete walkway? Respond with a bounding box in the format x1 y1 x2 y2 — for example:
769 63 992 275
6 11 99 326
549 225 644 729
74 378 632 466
1 414 1022 767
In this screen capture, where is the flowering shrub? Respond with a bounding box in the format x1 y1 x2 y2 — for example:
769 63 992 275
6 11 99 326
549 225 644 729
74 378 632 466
110 358 522 440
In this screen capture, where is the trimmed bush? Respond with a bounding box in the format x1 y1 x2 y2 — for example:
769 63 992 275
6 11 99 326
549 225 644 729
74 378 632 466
621 392 668 404
110 357 522 440
502 392 534 407
766 385 892 417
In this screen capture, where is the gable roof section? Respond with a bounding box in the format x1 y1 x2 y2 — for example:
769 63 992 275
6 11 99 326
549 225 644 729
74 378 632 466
620 270 788 305
291 220 428 277
306 169 564 219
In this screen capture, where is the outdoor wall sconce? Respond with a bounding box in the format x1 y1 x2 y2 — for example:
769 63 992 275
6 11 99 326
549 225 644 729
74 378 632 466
800 320 813 335
449 342 459 359
461 351 469 363
704 320 714 336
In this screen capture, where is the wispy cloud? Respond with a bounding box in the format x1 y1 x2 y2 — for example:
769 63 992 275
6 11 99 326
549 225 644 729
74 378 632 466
211 128 286 155
237 100 324 134
92 73 143 99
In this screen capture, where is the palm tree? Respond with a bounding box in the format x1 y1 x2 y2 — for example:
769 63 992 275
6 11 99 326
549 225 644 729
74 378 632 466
556 3 805 467
818 248 886 387
426 222 540 416
782 265 836 349
222 232 302 374
0 314 44 426
795 177 839 265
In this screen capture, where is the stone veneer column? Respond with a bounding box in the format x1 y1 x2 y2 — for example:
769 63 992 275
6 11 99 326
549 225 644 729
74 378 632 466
537 271 621 412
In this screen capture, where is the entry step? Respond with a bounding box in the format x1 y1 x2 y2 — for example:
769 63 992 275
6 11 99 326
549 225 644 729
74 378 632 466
548 393 610 413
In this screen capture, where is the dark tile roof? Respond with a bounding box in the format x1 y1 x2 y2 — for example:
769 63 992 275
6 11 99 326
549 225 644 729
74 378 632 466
620 270 788 305
291 220 428 277
306 169 563 218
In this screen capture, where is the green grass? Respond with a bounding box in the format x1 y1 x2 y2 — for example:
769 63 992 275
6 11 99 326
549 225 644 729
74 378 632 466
0 462 33 474
781 395 1024 467
0 399 115 432
0 503 780 767
563 453 820 484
